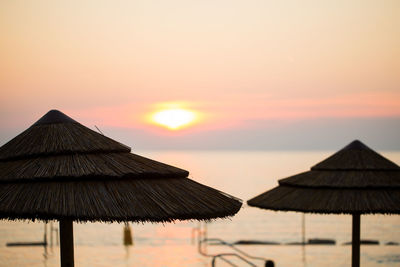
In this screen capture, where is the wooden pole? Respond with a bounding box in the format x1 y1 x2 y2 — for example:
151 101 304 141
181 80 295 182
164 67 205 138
352 213 360 267
60 219 74 267
44 223 48 256
301 213 305 245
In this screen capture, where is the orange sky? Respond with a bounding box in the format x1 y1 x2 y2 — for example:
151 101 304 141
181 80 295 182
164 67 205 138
0 0 399 149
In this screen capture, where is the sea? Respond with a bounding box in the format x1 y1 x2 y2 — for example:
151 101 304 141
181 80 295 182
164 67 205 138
0 150 399 267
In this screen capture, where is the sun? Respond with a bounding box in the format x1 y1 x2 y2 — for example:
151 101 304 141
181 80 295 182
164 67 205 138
151 108 197 130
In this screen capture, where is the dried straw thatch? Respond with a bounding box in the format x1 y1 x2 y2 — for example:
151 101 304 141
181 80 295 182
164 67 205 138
0 110 242 222
0 178 239 222
247 140 400 214
247 140 400 267
0 110 242 267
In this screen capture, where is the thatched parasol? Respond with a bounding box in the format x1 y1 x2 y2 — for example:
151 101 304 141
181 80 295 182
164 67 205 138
0 110 242 267
247 140 400 267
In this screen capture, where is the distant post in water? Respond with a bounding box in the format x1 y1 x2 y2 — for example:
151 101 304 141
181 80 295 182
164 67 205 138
123 223 133 246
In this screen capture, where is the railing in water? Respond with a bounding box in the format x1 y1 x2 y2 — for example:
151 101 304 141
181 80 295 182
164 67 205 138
197 235 274 267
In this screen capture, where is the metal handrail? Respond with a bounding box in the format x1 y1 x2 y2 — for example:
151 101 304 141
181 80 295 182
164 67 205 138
211 253 257 267
199 238 270 262
198 238 273 267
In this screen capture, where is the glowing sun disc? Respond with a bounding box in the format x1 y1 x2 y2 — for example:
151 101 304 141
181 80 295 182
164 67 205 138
152 109 196 130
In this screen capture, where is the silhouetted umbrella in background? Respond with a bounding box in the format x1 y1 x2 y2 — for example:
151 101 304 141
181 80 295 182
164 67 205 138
0 110 242 267
248 140 400 267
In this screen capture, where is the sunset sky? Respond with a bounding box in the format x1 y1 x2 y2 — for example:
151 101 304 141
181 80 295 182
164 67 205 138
1 0 399 150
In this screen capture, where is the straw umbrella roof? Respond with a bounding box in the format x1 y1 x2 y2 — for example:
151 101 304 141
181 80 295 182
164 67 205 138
248 140 400 267
248 140 400 214
0 110 242 223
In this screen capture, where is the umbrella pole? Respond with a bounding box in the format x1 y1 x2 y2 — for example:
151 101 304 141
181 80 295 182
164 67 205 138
352 213 360 267
60 219 74 267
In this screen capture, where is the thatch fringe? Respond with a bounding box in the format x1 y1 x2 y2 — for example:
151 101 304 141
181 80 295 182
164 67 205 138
247 185 400 214
0 152 189 182
279 170 400 188
0 121 130 161
0 178 242 222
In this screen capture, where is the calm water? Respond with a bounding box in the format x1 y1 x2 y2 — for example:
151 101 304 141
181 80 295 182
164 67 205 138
1 150 399 267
